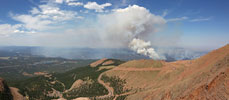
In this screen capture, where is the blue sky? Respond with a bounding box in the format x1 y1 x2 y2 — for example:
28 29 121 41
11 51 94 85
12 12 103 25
0 0 228 51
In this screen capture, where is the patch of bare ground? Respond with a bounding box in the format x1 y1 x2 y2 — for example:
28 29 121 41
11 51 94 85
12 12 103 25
72 97 90 100
90 58 107 67
34 72 49 76
10 87 24 100
64 79 84 92
102 60 114 66
97 66 115 71
117 59 164 68
22 72 33 77
112 67 161 71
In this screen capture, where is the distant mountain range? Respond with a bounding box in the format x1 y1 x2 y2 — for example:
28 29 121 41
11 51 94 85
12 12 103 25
0 46 208 61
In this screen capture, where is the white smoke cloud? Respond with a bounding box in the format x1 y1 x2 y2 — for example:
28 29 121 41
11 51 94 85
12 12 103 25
129 38 165 59
96 5 166 59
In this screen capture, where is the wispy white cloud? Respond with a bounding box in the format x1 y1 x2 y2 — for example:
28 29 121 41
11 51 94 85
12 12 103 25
55 0 64 4
30 7 40 15
0 24 36 37
121 0 128 6
1 0 86 37
12 14 52 30
68 2 83 6
0 24 19 36
167 16 188 22
55 0 78 4
76 16 84 19
84 2 112 12
11 4 78 31
80 10 89 13
190 17 212 22
54 0 83 6
162 9 168 17
65 0 77 3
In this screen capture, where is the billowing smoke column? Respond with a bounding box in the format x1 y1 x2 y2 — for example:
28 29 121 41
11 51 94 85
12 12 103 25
98 5 166 59
129 38 161 59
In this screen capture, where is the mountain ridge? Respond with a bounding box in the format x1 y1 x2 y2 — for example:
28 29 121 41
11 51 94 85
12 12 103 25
102 44 229 100
1 44 229 100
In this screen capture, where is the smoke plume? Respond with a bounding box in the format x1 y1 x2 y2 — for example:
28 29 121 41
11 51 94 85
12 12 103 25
97 5 166 59
129 38 164 59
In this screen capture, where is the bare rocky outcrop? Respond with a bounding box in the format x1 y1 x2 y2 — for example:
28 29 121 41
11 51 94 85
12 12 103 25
178 69 229 100
0 78 13 100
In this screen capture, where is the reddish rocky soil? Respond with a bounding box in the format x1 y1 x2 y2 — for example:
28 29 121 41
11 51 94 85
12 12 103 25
90 58 108 67
105 44 229 100
102 60 115 66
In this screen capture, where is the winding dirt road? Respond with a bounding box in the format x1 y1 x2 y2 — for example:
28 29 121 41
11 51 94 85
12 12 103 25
96 72 114 99
96 71 137 100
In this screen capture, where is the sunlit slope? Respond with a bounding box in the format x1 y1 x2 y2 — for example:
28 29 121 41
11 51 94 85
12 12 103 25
104 44 229 100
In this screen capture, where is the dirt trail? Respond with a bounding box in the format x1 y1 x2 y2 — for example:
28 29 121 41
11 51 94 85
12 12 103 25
113 67 162 71
56 80 66 91
113 91 135 100
96 72 114 99
97 66 163 100
96 71 135 100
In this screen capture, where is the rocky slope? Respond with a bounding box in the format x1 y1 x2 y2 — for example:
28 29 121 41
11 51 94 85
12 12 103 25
103 44 229 100
0 78 13 100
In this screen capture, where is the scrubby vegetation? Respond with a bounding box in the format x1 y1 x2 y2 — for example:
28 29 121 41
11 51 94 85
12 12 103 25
55 59 125 89
55 65 111 99
63 79 108 99
7 58 125 99
91 96 115 100
54 66 102 89
12 66 110 100
116 95 129 100
101 75 130 95
0 56 94 81
12 75 62 100
0 79 13 100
